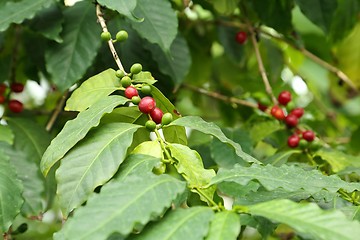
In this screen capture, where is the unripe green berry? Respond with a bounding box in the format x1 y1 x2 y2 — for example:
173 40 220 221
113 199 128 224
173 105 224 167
152 162 166 175
131 96 141 105
145 120 156 131
141 85 151 95
115 70 125 78
121 76 132 88
161 113 173 125
101 31 111 41
130 63 142 74
116 30 128 42
299 139 308 149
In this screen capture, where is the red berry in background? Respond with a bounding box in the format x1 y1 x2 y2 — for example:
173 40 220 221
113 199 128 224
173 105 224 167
124 86 138 99
0 83 6 95
278 91 291 106
290 107 304 118
138 96 156 114
150 107 163 124
0 95 5 104
10 82 24 93
257 102 268 112
271 106 285 120
288 135 300 148
285 114 298 127
303 130 315 142
235 31 247 44
8 100 23 113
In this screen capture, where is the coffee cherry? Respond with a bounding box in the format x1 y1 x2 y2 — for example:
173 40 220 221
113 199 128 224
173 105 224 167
161 112 173 125
116 30 128 42
0 95 5 104
302 130 315 142
152 162 166 175
0 83 6 95
124 86 138 99
138 96 156 114
101 31 111 41
8 100 23 113
287 135 300 148
121 76 132 88
131 96 141 105
145 120 156 131
257 103 268 112
10 83 24 93
271 106 285 120
141 85 151 95
235 31 247 44
278 91 291 106
115 70 125 78
130 63 142 75
299 139 308 149
290 107 304 118
309 140 321 152
150 107 163 124
285 114 298 128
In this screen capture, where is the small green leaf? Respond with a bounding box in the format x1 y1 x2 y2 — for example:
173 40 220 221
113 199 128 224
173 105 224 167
248 199 360 240
206 211 240 240
41 95 128 176
132 71 157 85
130 141 162 158
0 125 14 145
314 148 360 172
97 0 139 21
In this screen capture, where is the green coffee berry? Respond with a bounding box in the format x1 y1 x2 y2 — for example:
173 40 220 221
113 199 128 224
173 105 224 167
141 85 151 95
131 96 141 105
161 113 173 125
115 70 125 78
145 120 156 131
130 63 142 74
101 31 111 41
116 30 128 42
152 162 166 175
121 76 132 88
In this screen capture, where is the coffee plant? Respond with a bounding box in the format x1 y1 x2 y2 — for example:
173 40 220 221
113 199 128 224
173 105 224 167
1 0 360 239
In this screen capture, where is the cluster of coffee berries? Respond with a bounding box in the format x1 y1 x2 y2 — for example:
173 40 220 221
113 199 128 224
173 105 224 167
117 64 173 131
0 82 25 113
101 29 128 43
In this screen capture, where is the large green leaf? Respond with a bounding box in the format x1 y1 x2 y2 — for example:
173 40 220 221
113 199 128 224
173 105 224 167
206 211 240 240
0 0 53 32
314 148 360 172
101 106 146 125
54 174 186 240
45 0 102 91
248 199 360 240
65 69 120 111
249 119 282 143
130 0 178 52
41 95 128 176
168 116 260 164
56 123 141 215
130 207 214 240
0 151 23 233
97 0 139 21
0 125 13 145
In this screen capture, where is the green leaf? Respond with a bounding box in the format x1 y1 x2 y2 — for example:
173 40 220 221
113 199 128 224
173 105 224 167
0 0 53 32
0 125 13 145
45 0 102 92
65 69 121 111
56 122 141 215
132 71 157 85
97 0 139 21
130 0 178 51
314 148 360 172
130 207 214 240
168 143 216 203
0 151 23 233
211 164 360 195
41 95 128 176
54 174 186 240
295 0 337 33
248 199 360 240
249 119 282 143
129 140 162 158
168 116 260 164
101 106 147 125
264 150 301 166
206 211 240 240
208 0 240 14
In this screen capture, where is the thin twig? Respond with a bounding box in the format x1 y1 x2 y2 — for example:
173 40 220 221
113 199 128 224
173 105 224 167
46 91 69 132
95 4 126 73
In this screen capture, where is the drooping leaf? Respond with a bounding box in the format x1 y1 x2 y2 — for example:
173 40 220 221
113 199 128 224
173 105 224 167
97 0 139 21
0 124 13 145
41 95 128 176
314 148 360 172
205 211 240 240
45 0 102 91
0 151 23 233
168 116 260 164
65 69 120 112
130 207 214 240
248 199 360 240
54 174 186 240
0 0 53 32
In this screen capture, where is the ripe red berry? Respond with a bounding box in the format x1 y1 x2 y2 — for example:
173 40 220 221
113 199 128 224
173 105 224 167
288 135 300 148
278 91 291 106
302 130 315 142
271 106 285 120
8 100 23 113
235 31 247 44
0 95 5 104
290 107 304 118
0 83 6 95
285 114 298 127
150 107 163 124
10 83 24 93
124 86 138 99
138 96 156 114
257 102 268 112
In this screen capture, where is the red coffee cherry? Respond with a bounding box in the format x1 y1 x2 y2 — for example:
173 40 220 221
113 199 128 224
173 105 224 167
302 130 315 142
278 91 291 106
271 106 285 120
124 86 138 99
10 83 24 93
288 135 300 148
290 107 304 118
235 31 247 44
8 100 23 113
285 114 298 128
0 95 5 104
150 107 163 124
257 102 268 112
138 96 156 114
0 83 6 95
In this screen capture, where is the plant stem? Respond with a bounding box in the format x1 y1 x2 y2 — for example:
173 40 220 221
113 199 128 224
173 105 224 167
46 90 69 132
195 188 221 210
154 128 174 163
